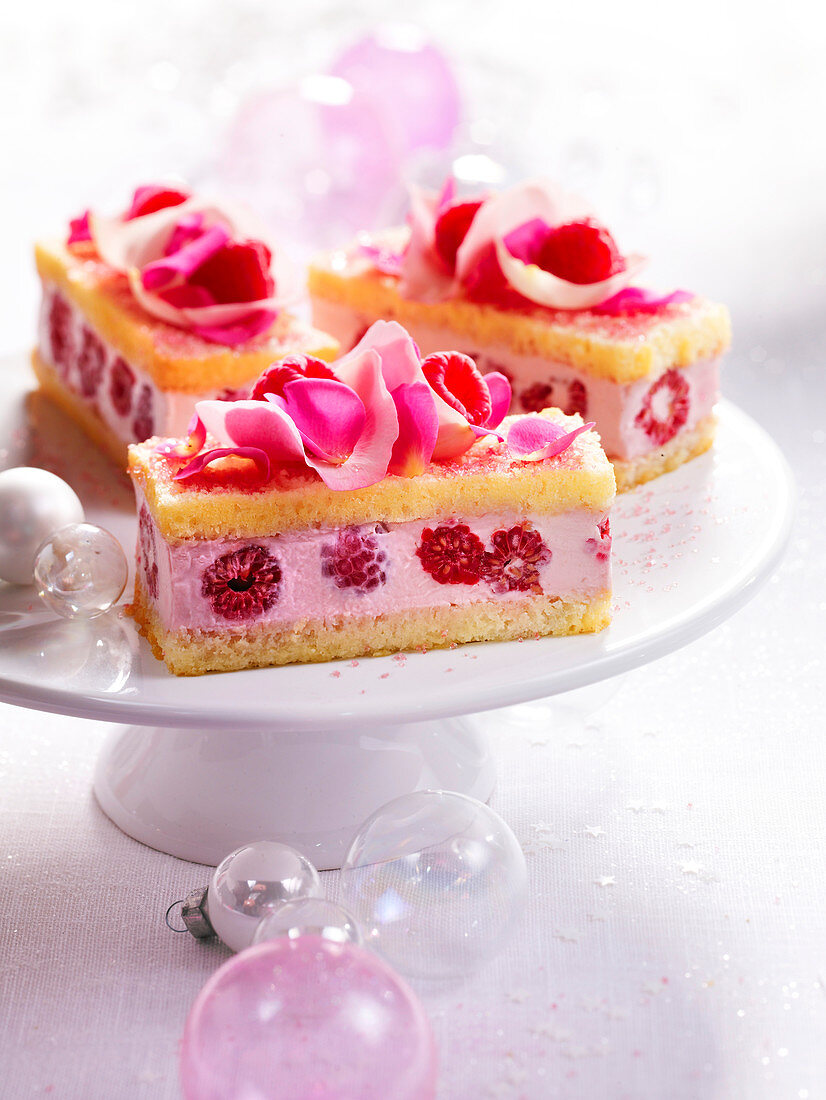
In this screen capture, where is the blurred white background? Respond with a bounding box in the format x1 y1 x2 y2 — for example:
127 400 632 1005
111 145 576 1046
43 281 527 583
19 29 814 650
1 2 825 1098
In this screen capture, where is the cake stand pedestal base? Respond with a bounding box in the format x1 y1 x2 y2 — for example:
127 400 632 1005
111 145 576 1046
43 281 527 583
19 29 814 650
93 715 495 868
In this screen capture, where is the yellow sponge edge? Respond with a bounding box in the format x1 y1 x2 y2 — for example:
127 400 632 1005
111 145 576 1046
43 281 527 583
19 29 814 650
308 250 731 384
131 577 612 676
35 239 339 392
129 409 617 541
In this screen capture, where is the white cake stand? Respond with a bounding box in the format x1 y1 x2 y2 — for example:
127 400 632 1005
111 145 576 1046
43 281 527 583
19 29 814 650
0 361 794 866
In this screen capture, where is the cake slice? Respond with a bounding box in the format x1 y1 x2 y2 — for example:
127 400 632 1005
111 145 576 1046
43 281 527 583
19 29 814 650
308 178 731 491
34 183 338 466
127 322 615 675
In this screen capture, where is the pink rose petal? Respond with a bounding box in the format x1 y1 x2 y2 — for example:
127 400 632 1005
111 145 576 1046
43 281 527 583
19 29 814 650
190 310 277 347
164 213 206 256
174 446 271 481
141 224 230 290
279 378 367 463
436 176 457 213
387 381 438 476
398 184 454 301
156 413 207 457
507 415 596 460
495 237 647 310
356 237 404 276
303 348 397 491
68 211 91 244
593 287 695 314
484 371 512 429
197 399 306 464
341 320 422 391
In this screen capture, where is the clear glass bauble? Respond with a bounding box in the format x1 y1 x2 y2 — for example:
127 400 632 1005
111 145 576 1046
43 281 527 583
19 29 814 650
34 523 127 619
252 897 363 947
340 790 527 980
207 840 323 952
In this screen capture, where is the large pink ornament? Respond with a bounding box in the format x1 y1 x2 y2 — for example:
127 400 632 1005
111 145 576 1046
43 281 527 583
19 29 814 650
330 25 461 155
215 75 403 251
180 936 438 1100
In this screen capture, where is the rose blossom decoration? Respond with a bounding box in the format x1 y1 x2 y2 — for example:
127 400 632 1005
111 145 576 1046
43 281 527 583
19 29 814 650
171 321 512 490
69 184 297 347
387 176 692 314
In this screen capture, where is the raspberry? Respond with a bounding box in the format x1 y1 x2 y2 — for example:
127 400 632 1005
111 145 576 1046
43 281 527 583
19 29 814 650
480 523 551 594
77 328 106 397
537 219 622 285
48 293 74 374
586 517 612 563
433 200 483 272
250 355 337 401
216 387 250 402
634 369 689 446
564 379 588 418
109 357 135 417
416 523 484 585
520 383 554 413
422 352 491 426
139 505 159 600
202 545 282 620
133 385 155 441
321 525 388 594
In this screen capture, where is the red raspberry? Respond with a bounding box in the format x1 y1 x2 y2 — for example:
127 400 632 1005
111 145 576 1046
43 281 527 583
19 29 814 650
138 505 159 600
422 352 491 426
109 357 136 417
564 379 588 418
537 219 622 285
417 523 484 585
321 525 388 594
634 369 690 446
480 523 551 594
586 517 612 563
132 385 155 441
250 355 337 401
48 293 74 374
520 382 554 413
215 387 250 402
77 328 106 397
433 200 484 273
202 545 282 620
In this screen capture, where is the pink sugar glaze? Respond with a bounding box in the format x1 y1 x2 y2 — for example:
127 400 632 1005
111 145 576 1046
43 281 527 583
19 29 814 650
138 493 611 633
147 408 598 497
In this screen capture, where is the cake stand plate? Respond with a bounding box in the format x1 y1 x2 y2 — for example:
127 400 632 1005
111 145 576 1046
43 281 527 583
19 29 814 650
0 361 794 865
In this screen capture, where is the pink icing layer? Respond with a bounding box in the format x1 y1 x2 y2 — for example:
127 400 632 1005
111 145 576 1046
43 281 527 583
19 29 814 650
137 497 611 634
310 299 719 462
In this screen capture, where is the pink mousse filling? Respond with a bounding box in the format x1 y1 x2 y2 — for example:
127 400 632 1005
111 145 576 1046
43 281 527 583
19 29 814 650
137 496 611 634
311 299 719 462
37 284 253 445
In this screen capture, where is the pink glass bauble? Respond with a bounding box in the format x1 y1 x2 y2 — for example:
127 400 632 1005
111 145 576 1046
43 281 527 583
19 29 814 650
214 75 403 251
330 25 461 155
180 936 437 1100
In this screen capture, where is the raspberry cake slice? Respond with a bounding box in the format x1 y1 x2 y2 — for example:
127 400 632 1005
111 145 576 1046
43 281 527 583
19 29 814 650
308 178 731 492
34 183 338 466
128 321 615 675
